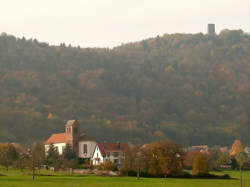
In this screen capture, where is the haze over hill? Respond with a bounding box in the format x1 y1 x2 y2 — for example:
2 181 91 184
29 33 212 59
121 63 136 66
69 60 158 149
0 30 249 146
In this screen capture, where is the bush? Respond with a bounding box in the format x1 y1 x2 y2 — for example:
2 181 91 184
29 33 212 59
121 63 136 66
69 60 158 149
100 161 115 171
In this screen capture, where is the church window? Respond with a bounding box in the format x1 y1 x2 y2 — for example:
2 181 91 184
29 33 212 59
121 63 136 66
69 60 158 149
83 144 87 154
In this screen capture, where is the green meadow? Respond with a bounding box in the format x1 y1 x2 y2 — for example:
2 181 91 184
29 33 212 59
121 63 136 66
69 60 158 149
0 169 249 187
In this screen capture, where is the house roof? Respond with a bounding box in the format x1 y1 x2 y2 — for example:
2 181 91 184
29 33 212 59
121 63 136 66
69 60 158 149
0 143 9 147
78 134 94 141
96 142 129 157
45 133 66 144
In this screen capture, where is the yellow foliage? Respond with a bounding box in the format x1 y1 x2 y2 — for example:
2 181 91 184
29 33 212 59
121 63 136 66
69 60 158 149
164 66 174 73
90 114 96 119
154 130 164 137
47 113 53 119
105 120 112 126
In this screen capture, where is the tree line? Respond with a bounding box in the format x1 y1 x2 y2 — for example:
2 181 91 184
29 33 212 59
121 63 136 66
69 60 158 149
0 139 249 179
0 30 250 145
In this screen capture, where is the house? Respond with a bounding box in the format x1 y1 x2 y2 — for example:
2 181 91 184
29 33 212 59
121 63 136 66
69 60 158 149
45 120 96 159
186 145 209 153
245 147 250 158
92 142 129 166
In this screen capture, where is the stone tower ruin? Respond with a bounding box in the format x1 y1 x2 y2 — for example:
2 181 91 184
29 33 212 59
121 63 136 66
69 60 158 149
208 24 215 35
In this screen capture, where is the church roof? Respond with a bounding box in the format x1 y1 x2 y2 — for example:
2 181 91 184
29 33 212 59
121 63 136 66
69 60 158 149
65 120 79 127
45 133 66 144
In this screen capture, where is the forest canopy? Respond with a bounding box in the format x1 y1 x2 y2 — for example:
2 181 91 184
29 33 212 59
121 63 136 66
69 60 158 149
0 30 249 146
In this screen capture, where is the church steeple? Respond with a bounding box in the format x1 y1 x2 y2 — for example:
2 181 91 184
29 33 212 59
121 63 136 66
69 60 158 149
65 120 80 156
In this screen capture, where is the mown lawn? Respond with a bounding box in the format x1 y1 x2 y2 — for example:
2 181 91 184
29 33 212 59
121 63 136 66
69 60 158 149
0 169 249 187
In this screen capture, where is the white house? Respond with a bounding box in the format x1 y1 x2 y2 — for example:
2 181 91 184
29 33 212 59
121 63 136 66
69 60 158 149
92 142 128 166
45 120 96 159
245 147 250 158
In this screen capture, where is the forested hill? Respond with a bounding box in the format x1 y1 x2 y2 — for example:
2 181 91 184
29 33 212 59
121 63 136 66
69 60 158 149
0 30 250 146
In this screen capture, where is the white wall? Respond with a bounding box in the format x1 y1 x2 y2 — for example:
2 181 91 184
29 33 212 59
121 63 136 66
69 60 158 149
78 141 96 158
92 145 104 165
45 143 66 155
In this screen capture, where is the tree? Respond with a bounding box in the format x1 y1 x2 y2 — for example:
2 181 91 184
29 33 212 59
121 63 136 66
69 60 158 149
0 144 18 171
235 151 248 187
62 144 77 169
32 142 45 173
44 144 59 165
230 140 244 156
62 144 76 160
207 150 220 170
158 139 184 176
183 150 199 169
217 152 231 167
44 144 62 172
26 142 45 180
192 153 208 175
119 145 139 176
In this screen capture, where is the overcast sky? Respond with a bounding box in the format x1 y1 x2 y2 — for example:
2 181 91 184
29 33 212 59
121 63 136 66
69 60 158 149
1 0 249 48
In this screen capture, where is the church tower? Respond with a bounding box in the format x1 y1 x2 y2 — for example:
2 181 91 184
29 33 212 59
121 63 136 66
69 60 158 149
65 120 80 156
208 23 215 35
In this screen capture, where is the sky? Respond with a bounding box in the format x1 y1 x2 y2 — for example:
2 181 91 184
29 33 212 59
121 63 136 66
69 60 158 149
0 0 250 48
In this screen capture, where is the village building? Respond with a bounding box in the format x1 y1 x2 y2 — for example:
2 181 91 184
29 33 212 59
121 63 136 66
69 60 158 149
185 145 209 153
45 120 129 166
92 142 128 166
245 147 250 158
45 120 96 159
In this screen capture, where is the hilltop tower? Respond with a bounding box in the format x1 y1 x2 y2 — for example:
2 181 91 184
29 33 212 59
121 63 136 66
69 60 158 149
65 120 80 155
208 24 215 35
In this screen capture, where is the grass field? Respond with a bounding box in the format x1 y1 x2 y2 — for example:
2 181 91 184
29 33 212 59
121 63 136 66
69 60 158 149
0 169 249 187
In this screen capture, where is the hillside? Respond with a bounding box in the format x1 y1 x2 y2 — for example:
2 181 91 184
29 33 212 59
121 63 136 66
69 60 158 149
0 30 249 146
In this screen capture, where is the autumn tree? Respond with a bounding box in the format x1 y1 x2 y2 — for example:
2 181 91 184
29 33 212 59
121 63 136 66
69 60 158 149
192 153 208 175
0 144 18 171
229 140 244 156
26 142 45 180
183 150 199 169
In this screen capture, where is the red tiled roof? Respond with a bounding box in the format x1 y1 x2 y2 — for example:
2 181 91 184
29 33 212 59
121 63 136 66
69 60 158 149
45 133 66 144
0 143 9 147
96 142 129 157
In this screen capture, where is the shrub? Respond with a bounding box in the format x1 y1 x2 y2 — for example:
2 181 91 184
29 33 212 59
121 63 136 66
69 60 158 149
100 161 115 171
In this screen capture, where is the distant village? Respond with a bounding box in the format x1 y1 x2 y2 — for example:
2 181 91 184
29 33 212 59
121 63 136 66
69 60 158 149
44 120 250 169
0 119 249 177
45 120 129 167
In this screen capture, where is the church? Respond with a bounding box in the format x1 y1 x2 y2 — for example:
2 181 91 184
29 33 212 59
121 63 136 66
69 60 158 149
45 120 96 159
45 120 128 166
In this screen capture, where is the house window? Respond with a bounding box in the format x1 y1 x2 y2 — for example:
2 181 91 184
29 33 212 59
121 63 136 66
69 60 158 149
83 144 87 154
55 146 58 153
107 152 110 157
114 159 119 164
97 152 99 158
113 152 119 157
